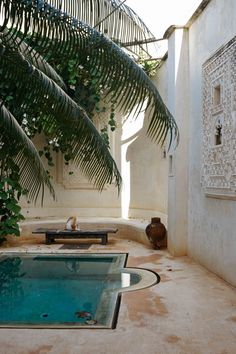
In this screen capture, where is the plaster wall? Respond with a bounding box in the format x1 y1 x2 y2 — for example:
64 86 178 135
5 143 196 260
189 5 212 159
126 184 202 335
166 28 189 256
187 0 236 285
20 131 122 218
121 75 169 223
21 101 168 223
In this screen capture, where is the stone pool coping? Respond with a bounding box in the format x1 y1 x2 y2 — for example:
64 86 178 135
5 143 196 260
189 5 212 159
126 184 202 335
119 267 160 293
0 252 160 329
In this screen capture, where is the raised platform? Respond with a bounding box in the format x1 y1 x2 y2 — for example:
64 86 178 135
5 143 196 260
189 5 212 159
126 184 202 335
15 217 154 246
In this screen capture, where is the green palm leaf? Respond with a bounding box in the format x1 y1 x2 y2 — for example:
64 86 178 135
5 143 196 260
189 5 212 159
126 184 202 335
1 32 66 87
48 0 154 52
0 0 179 203
18 40 66 89
0 102 55 202
0 46 122 192
2 0 179 147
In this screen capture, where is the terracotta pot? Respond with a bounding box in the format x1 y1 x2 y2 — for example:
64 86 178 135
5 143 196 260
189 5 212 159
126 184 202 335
145 217 166 249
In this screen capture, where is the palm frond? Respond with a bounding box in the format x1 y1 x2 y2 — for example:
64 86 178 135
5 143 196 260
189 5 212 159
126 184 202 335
0 102 55 202
0 46 122 191
1 32 66 88
1 0 179 148
18 41 66 89
47 0 155 54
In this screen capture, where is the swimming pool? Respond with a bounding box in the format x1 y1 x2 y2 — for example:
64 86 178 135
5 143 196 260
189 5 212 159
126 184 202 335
0 253 159 328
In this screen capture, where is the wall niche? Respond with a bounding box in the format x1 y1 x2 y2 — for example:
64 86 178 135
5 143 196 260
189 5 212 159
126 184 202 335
201 36 236 199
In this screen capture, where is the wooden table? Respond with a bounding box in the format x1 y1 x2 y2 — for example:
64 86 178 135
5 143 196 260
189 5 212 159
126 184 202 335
32 228 118 245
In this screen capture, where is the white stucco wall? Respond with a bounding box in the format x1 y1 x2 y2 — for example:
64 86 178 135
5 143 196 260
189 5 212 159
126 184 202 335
166 28 190 256
21 92 168 223
121 99 168 223
20 131 122 218
187 0 236 285
19 0 236 288
154 0 236 285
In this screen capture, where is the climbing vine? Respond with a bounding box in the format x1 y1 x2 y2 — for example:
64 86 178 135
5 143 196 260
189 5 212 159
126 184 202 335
0 41 158 242
0 161 26 243
0 38 119 240
138 55 160 78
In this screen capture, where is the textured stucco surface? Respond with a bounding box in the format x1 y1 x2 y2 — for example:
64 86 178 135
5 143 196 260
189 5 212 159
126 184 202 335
0 235 235 354
187 0 236 285
20 108 168 222
155 0 236 285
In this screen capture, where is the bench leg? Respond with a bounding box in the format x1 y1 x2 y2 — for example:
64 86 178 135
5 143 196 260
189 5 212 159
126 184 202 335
101 235 108 245
46 235 53 244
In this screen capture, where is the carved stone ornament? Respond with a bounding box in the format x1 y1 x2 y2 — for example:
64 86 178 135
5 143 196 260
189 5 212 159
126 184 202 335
201 36 236 199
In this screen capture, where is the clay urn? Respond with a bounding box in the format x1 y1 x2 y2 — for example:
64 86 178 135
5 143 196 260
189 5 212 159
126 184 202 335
145 217 166 249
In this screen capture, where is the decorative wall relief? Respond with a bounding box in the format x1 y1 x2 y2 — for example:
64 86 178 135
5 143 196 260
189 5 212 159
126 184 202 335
202 36 236 199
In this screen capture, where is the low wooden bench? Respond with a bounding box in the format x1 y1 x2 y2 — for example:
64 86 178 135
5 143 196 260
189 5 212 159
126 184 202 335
32 228 118 245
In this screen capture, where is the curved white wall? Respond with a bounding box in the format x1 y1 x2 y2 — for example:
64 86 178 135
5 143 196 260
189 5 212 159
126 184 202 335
21 103 168 224
121 107 168 222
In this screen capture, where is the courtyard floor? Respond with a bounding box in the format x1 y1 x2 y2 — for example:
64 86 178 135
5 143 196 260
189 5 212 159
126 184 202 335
0 236 236 354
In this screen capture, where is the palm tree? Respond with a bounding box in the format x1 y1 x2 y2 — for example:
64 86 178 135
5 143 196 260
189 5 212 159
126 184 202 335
0 0 178 202
48 0 155 52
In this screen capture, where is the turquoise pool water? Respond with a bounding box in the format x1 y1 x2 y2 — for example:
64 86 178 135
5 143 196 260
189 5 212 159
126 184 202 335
0 253 143 328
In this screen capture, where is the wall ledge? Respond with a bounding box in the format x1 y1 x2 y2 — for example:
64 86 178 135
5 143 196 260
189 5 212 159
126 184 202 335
15 217 155 246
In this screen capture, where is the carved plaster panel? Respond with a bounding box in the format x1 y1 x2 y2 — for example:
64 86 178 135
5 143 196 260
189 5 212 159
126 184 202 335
201 37 236 199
